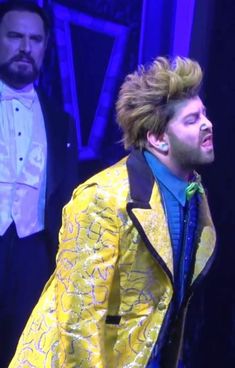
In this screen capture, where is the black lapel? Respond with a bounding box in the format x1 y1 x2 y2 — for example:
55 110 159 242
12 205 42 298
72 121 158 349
37 89 68 201
126 150 174 284
126 149 154 204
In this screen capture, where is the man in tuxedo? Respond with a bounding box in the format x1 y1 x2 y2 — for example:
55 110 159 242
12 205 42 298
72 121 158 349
0 1 78 366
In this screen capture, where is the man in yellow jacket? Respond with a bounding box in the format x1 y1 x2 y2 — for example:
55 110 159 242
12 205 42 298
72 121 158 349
10 56 216 368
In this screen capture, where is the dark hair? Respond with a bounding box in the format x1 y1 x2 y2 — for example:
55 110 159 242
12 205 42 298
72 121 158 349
0 1 51 35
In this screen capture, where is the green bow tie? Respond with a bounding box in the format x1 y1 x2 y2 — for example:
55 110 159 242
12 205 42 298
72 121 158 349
186 173 204 200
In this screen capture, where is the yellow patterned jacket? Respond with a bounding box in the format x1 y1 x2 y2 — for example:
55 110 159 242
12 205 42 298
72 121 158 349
10 150 216 368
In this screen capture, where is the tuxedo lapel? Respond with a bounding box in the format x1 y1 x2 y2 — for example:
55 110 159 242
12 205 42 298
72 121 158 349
37 90 68 201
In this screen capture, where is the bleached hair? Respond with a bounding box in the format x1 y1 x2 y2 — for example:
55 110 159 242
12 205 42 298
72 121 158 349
116 56 203 149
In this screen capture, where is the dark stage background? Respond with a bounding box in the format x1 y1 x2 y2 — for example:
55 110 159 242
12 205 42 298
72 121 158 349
6 0 235 366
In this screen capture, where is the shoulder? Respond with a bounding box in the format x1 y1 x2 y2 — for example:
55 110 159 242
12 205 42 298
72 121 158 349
66 156 129 210
36 88 70 121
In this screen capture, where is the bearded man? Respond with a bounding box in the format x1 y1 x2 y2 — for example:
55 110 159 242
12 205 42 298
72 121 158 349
10 56 216 368
0 1 78 366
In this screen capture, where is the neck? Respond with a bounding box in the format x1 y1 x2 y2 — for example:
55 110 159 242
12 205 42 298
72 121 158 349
147 147 193 181
161 159 192 181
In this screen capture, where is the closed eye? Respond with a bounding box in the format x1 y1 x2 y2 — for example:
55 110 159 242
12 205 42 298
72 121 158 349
31 35 44 43
184 113 199 124
7 31 23 39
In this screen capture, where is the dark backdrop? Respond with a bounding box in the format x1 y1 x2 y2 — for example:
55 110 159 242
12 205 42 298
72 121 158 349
186 0 235 366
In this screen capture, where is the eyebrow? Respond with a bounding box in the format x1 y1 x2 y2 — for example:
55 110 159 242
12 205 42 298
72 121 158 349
7 30 44 38
183 112 199 119
183 107 206 119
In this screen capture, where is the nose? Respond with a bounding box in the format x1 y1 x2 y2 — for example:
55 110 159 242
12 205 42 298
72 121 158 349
19 37 31 54
200 116 213 131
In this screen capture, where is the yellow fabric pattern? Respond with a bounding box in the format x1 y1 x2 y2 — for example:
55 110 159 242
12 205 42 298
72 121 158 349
9 156 216 368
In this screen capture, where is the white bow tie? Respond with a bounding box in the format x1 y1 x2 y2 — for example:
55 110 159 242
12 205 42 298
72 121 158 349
0 88 35 108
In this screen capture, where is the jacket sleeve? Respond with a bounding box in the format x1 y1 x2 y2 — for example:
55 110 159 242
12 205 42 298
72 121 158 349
55 183 120 367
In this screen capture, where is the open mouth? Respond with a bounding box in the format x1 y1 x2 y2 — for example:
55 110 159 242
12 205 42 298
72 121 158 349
201 134 213 147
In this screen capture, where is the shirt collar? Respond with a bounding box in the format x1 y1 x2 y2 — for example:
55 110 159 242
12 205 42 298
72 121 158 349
144 150 188 206
0 80 36 108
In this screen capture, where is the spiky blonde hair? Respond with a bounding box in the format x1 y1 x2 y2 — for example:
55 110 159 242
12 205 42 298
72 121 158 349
116 56 202 149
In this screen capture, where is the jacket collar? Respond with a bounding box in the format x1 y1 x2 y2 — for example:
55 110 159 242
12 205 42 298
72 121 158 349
126 149 154 203
126 149 216 287
126 149 174 284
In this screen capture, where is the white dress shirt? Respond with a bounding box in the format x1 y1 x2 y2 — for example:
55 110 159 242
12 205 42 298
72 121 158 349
0 80 47 237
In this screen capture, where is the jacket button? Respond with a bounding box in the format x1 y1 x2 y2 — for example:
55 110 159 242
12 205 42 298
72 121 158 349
158 302 166 311
146 341 152 348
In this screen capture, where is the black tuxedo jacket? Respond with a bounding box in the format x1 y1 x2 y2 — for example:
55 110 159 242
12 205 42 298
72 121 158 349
38 90 79 259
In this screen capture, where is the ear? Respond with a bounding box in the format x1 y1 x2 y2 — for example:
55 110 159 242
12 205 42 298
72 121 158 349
147 132 169 153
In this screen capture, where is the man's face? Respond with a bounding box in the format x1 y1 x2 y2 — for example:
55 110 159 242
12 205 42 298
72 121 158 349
165 96 214 172
0 10 47 89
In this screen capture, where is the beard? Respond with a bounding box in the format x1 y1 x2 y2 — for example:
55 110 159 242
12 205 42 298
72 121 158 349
168 134 214 171
0 54 39 88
